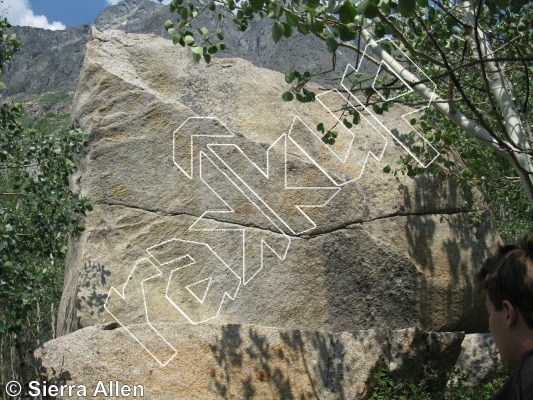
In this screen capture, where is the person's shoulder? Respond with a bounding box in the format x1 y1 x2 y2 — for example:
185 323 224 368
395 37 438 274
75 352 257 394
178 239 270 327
518 348 533 400
490 351 533 400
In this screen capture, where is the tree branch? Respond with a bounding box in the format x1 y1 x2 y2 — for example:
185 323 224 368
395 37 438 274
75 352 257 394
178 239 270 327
377 10 447 69
359 28 509 157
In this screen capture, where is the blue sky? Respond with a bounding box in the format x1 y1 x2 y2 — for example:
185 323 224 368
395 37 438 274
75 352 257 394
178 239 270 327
2 0 170 30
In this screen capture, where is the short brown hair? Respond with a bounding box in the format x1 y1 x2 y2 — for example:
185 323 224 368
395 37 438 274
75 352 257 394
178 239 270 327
476 234 533 330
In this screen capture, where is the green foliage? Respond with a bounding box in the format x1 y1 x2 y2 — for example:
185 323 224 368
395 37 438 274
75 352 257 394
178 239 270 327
0 12 92 388
0 16 91 337
0 103 91 334
369 364 511 400
39 91 73 104
0 17 22 89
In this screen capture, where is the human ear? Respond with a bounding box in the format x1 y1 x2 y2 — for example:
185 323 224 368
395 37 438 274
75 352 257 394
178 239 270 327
502 300 517 328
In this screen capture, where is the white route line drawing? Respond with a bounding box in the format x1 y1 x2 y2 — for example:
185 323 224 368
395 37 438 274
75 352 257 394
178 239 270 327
105 46 442 365
146 238 241 325
341 38 440 168
195 149 291 285
104 258 178 367
205 135 340 236
288 114 388 186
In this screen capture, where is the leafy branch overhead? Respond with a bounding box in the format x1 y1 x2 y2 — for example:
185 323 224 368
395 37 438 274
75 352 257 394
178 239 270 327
161 0 533 236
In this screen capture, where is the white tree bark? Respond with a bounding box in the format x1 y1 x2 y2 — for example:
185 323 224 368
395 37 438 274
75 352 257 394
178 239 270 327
461 0 533 202
360 27 533 204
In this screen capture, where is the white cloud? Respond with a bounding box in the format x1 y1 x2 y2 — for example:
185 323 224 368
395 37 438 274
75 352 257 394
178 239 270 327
3 0 66 30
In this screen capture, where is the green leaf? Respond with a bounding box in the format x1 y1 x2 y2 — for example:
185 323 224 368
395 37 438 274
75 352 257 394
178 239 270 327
184 35 195 45
203 53 212 63
374 23 386 38
216 42 226 50
346 23 357 32
285 11 299 26
283 23 293 38
275 1 283 17
339 2 357 23
383 165 392 173
282 91 294 101
339 26 357 41
398 0 416 17
297 23 310 34
250 0 264 10
243 1 255 15
193 52 201 63
326 37 338 53
267 3 277 18
191 46 204 54
343 118 352 128
285 71 296 83
304 90 315 102
357 0 379 18
180 7 189 19
198 27 209 35
164 20 173 30
209 2 216 11
168 28 177 36
272 22 284 43
379 0 391 15
372 104 383 114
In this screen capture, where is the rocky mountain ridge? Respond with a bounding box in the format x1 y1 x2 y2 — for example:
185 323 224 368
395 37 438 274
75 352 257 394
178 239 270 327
2 0 362 100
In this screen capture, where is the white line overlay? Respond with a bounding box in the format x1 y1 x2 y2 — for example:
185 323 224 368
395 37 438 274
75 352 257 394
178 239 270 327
105 53 441 366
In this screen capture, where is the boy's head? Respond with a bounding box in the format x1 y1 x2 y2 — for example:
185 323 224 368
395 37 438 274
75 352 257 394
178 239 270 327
476 234 533 363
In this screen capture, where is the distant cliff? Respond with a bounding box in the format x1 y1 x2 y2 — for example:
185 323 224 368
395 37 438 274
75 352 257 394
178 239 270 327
2 0 365 98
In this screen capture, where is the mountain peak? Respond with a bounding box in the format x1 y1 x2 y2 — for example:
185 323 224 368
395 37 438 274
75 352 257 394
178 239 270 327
94 0 166 32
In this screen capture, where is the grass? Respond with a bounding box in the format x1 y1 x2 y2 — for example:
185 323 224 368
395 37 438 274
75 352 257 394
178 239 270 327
19 111 70 134
39 91 73 104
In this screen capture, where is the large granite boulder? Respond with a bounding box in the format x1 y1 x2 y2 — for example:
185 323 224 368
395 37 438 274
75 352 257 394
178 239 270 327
57 28 499 343
35 324 463 399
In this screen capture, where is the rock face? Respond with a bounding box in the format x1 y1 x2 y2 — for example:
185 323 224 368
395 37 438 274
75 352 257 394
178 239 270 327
56 28 499 342
3 24 91 96
3 0 172 97
452 333 502 387
35 324 464 399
